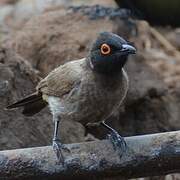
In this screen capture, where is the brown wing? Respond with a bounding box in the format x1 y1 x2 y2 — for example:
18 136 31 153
36 59 85 98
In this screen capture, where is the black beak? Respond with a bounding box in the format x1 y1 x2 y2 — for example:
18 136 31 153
121 44 136 54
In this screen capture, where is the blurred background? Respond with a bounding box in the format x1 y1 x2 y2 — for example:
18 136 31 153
1 0 180 179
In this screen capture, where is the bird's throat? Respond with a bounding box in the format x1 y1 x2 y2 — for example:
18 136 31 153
88 56 127 76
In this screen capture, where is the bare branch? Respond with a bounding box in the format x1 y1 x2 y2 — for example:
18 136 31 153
0 131 180 180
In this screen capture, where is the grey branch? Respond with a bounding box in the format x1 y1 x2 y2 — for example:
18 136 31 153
1 131 180 180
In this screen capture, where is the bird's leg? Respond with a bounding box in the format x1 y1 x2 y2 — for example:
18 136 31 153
52 116 65 164
101 121 127 157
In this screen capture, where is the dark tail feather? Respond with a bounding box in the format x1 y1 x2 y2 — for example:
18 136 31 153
22 99 47 116
6 93 42 109
6 93 47 116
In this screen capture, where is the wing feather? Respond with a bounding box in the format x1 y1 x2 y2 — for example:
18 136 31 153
37 59 85 97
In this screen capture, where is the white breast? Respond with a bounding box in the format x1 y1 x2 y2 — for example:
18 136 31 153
48 96 64 117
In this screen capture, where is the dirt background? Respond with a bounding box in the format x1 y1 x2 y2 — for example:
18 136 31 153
1 0 180 179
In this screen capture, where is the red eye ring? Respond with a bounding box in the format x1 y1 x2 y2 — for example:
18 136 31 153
101 43 111 55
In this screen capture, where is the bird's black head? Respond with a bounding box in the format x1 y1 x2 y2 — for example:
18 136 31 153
88 32 136 75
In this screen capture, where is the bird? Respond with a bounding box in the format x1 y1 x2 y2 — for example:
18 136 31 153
6 32 136 163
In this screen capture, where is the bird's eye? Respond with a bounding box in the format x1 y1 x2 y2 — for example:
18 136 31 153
100 43 111 55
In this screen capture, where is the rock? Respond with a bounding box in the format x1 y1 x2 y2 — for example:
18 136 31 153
0 47 86 150
0 0 18 5
2 5 180 153
166 28 180 50
116 0 180 26
127 21 180 90
5 6 132 76
0 0 116 35
0 0 67 33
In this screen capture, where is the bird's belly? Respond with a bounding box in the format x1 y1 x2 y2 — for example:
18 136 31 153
61 87 122 125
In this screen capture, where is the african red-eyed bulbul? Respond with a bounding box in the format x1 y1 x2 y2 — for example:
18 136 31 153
7 32 136 163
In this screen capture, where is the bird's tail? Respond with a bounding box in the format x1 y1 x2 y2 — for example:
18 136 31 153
6 92 47 116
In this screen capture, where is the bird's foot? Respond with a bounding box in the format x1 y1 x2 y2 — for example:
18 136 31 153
101 121 127 157
52 138 70 164
107 130 127 157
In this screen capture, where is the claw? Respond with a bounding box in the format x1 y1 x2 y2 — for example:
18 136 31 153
101 121 127 157
52 138 65 164
108 130 127 157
